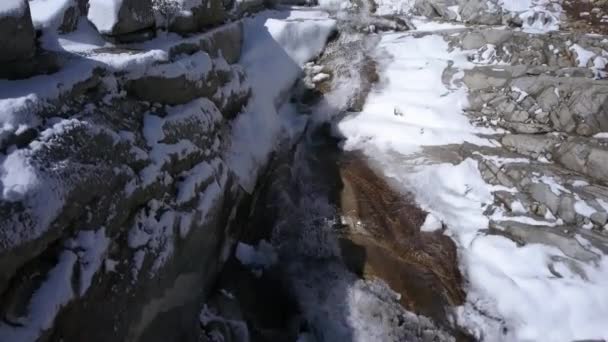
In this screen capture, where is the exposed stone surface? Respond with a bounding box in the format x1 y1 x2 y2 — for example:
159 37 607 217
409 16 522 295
0 22 252 342
0 0 36 64
169 0 227 34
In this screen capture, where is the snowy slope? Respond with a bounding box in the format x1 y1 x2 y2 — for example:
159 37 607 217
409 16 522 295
227 9 336 192
336 30 608 341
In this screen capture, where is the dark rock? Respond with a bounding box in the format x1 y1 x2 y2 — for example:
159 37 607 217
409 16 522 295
0 0 36 64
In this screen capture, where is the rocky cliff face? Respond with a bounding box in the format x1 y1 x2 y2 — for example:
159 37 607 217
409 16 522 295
3 0 608 341
0 1 269 341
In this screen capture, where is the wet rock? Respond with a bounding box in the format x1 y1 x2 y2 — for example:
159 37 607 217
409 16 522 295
0 0 36 64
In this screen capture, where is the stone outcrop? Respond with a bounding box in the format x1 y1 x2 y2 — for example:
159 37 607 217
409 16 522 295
169 0 227 34
0 21 254 342
88 0 156 41
0 0 36 64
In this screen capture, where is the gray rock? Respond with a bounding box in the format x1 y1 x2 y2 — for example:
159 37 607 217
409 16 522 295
587 148 608 184
528 182 560 214
88 0 155 37
537 86 559 112
458 0 502 25
0 0 36 64
558 196 577 224
500 121 552 134
169 0 227 34
491 221 599 262
463 68 510 90
501 134 558 158
591 211 608 226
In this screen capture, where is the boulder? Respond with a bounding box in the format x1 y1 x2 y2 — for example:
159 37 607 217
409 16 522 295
29 0 80 33
0 0 36 64
169 0 227 34
501 134 559 158
88 0 155 37
556 139 608 184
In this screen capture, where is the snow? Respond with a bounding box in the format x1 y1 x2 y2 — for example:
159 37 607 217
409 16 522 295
65 228 110 295
0 0 26 17
373 0 415 16
570 44 596 67
29 0 76 30
235 240 278 270
338 33 493 156
87 0 123 34
594 132 608 139
574 200 597 218
227 9 336 191
135 51 212 81
420 213 442 232
334 29 608 341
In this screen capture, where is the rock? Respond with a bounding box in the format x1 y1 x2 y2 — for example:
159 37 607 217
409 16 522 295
126 52 250 115
537 86 560 111
501 134 558 158
29 0 80 33
414 0 461 20
0 0 36 64
459 0 503 25
463 68 510 90
556 139 608 184
500 121 553 134
490 221 599 262
169 0 227 34
587 148 608 184
88 0 155 38
591 211 608 226
528 183 560 214
557 139 592 174
559 196 577 224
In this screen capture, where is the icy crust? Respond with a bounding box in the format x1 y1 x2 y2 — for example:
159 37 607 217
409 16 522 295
336 31 608 341
0 0 27 17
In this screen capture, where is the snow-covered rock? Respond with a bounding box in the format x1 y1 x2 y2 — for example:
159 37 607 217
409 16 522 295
88 0 155 37
167 0 227 33
29 0 80 33
0 0 36 63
